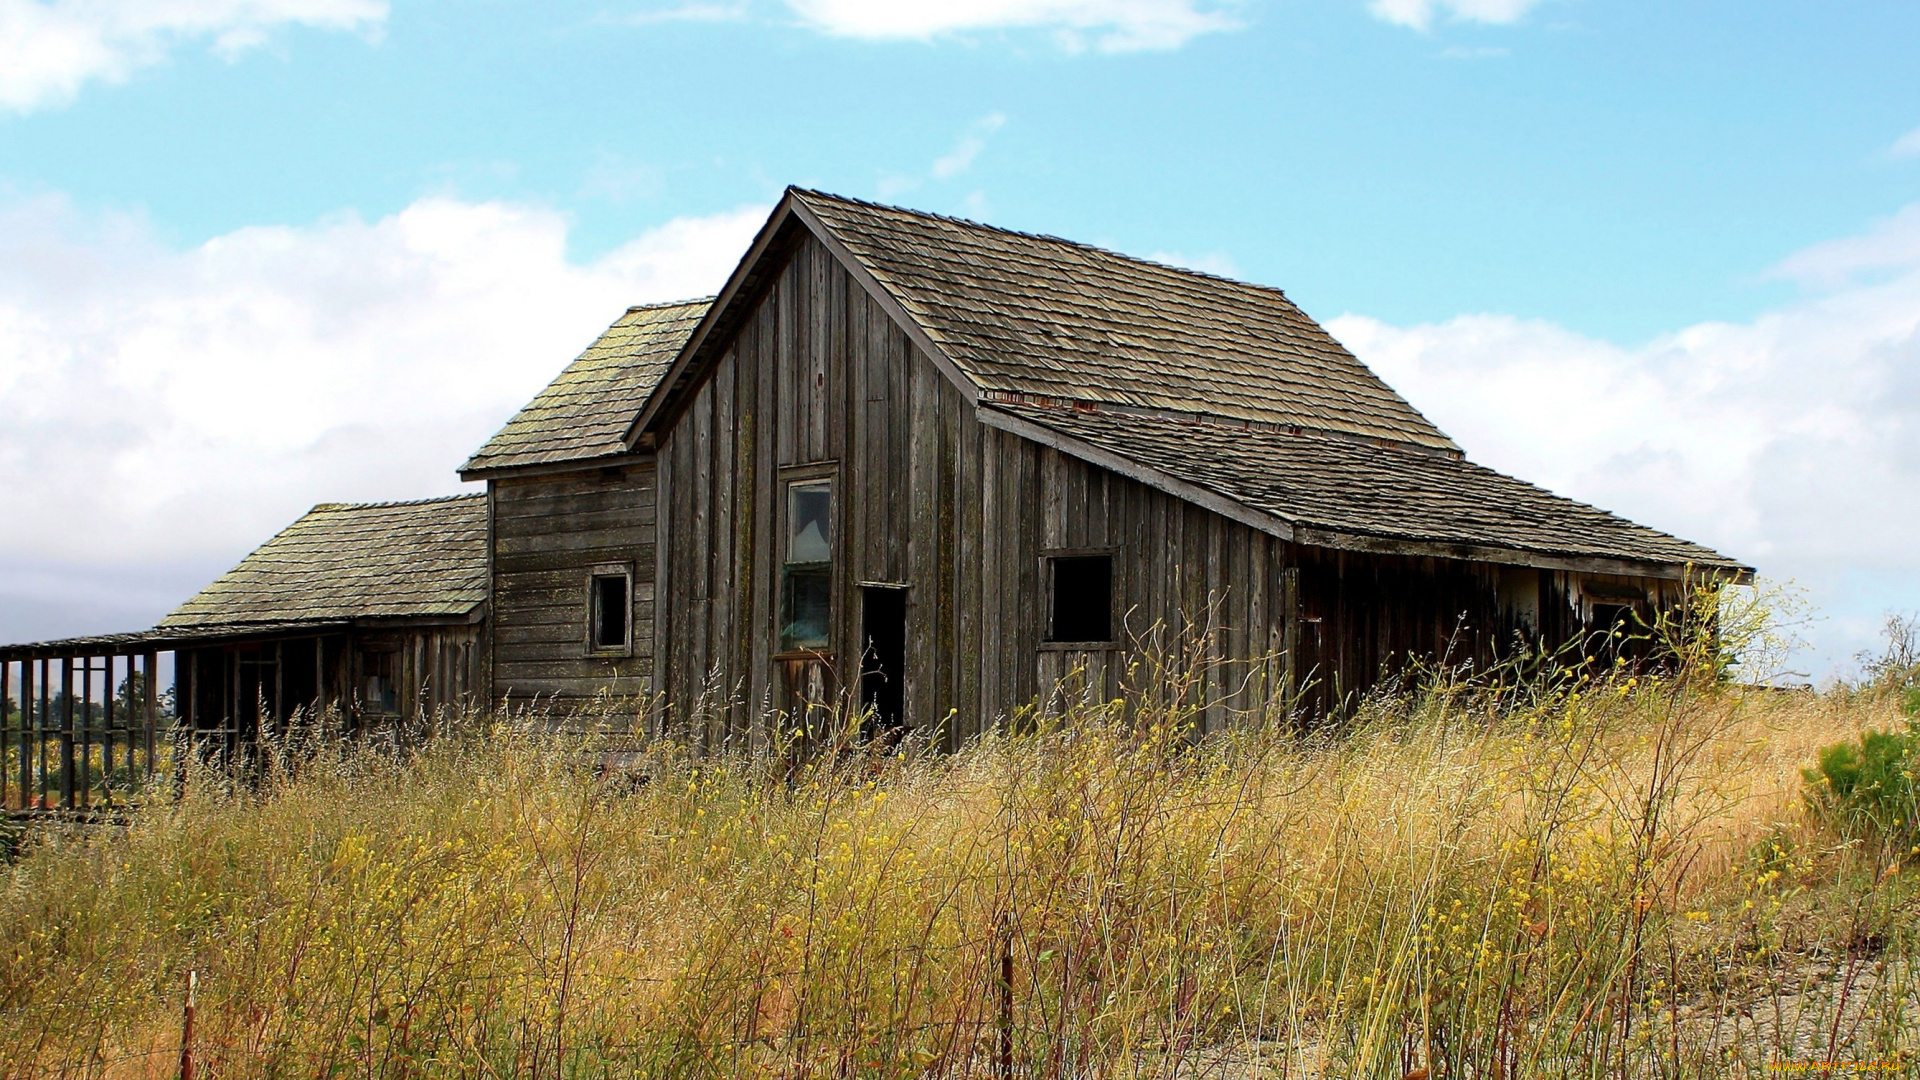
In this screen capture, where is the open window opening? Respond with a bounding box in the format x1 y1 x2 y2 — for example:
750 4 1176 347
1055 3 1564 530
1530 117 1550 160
1586 602 1649 667
780 478 833 654
1047 554 1114 644
590 569 632 653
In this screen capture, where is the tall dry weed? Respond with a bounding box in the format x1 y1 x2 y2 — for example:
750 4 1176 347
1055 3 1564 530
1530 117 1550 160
0 647 1913 1078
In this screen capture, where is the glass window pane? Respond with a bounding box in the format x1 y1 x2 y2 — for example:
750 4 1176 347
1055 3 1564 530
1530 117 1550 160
788 480 832 565
363 652 397 714
781 566 831 652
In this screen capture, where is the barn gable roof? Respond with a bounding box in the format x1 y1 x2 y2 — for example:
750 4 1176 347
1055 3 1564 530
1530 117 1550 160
624 188 1746 577
792 189 1458 451
158 494 488 629
462 300 711 477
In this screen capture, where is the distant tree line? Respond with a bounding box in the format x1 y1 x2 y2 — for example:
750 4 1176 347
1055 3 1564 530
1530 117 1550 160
2 671 174 729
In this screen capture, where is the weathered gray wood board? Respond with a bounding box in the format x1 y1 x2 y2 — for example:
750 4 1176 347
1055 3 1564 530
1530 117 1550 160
176 620 482 742
648 230 1700 740
654 234 1306 745
490 465 657 706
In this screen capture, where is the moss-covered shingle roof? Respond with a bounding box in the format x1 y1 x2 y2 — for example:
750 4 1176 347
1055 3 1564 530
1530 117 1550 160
158 494 488 628
462 300 710 475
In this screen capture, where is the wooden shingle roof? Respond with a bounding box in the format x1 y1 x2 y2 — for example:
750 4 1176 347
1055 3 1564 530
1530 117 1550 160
158 494 488 628
989 403 1747 575
462 300 711 476
615 188 1745 575
792 189 1460 452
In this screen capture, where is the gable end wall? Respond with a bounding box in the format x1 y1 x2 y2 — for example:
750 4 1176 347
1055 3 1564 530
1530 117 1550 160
653 234 1301 745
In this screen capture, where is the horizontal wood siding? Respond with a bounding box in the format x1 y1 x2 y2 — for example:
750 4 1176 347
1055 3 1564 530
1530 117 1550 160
491 464 656 708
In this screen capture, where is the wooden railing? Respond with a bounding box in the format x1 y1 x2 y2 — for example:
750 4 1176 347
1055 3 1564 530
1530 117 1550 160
1 650 165 812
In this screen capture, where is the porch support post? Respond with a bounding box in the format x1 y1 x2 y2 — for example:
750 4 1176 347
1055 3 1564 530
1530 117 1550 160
102 655 116 807
22 658 35 809
59 657 74 809
144 650 159 783
36 657 48 808
1 660 10 810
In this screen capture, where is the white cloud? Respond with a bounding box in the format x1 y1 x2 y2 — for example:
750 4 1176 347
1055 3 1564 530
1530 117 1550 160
1327 202 1920 679
932 111 1007 178
1367 0 1539 31
785 0 1242 51
1770 203 1920 288
0 194 766 636
879 112 1008 199
624 1 750 25
1891 124 1920 160
0 0 386 112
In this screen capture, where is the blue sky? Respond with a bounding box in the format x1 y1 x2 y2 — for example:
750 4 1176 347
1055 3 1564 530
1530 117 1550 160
2 0 1918 679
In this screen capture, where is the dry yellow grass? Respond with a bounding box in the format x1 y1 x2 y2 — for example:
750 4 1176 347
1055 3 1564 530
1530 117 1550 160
0 660 1913 1078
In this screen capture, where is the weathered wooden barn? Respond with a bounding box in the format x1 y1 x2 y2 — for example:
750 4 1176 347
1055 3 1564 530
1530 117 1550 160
463 188 1747 746
2 187 1751 800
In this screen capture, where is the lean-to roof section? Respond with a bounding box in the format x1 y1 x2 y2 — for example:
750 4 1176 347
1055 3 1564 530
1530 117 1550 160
159 494 489 628
986 403 1749 578
463 299 711 476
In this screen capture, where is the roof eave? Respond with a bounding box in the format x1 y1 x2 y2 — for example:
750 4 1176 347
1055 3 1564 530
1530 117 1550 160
982 403 1753 585
978 404 1294 542
458 449 654 483
626 195 808 444
1288 526 1754 584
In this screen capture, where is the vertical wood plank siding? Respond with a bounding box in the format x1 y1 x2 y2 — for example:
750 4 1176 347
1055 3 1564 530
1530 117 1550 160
654 235 1299 743
490 464 657 706
641 233 1690 741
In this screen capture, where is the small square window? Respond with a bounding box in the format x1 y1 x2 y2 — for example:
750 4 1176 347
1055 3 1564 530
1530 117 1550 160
590 571 631 652
1048 555 1113 643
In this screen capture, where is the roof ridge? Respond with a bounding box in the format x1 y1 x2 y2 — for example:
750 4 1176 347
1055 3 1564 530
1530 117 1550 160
310 492 485 513
625 296 716 314
788 186 1293 300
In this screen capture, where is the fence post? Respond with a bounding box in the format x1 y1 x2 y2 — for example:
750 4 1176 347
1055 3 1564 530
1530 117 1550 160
178 969 197 1080
997 911 1013 1080
1 660 9 810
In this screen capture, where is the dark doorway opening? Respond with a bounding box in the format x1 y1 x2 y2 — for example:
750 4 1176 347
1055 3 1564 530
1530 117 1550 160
860 586 908 733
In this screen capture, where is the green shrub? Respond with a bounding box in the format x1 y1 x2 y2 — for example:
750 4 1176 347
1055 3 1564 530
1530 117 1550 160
1804 723 1920 841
